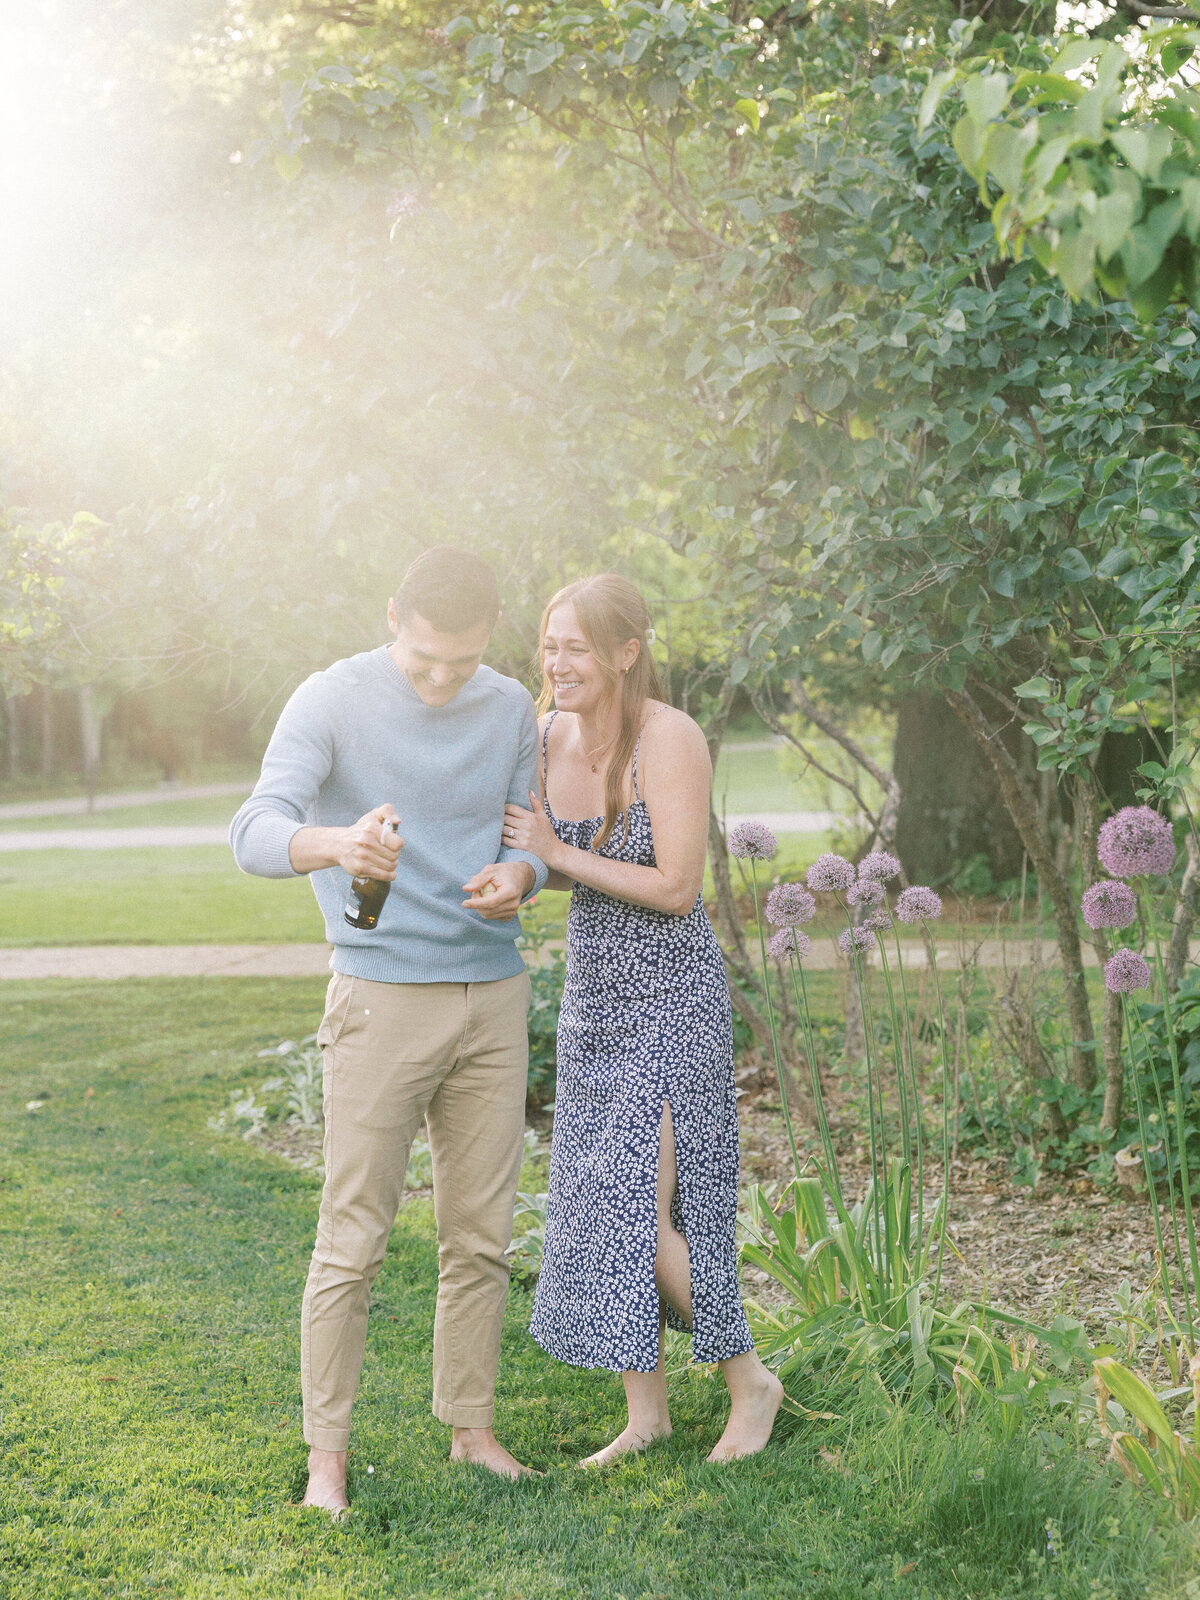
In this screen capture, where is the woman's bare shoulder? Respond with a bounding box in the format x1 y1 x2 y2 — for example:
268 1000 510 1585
640 702 707 751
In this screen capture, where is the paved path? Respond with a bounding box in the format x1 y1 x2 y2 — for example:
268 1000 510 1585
0 945 334 979
0 810 840 853
0 781 249 821
0 826 234 851
5 938 1195 980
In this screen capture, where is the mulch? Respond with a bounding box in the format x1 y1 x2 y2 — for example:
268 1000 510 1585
736 1083 1167 1335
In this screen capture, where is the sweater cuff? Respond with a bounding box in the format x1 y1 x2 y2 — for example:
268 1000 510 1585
230 815 307 879
499 846 548 899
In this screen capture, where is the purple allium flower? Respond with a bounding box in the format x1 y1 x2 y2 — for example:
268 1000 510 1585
837 925 877 955
1081 880 1138 931
768 927 812 962
864 910 893 932
729 820 778 861
1097 806 1175 879
1104 946 1152 994
807 852 856 893
858 850 902 883
895 886 943 923
765 883 817 927
846 879 884 909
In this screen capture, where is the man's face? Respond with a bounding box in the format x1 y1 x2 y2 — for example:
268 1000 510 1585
387 602 492 708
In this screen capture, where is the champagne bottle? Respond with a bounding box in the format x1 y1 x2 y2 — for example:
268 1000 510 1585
344 819 400 930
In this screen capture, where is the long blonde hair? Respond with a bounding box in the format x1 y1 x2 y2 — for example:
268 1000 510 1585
536 573 665 851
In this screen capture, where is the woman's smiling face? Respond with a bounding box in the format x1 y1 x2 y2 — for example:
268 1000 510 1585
543 603 605 714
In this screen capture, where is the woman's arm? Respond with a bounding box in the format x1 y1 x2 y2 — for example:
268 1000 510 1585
523 713 574 893
504 709 711 916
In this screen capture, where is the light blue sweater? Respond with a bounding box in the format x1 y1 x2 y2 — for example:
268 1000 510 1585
229 646 548 984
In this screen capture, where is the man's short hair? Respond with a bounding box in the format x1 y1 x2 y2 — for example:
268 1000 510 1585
394 546 500 633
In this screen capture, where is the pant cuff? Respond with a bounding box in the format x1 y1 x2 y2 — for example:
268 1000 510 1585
432 1395 495 1428
305 1425 351 1451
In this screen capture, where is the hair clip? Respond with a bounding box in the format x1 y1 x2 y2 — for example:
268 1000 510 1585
646 627 657 644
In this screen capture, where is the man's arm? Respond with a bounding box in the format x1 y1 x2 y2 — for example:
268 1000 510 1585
290 808 404 879
231 675 406 883
230 676 331 878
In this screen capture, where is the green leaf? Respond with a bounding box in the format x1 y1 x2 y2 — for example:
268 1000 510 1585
918 70 957 135
983 120 1036 192
1127 252 1179 321
1049 37 1105 75
1161 41 1196 77
962 72 1009 130
1087 189 1138 263
1050 228 1097 301
1094 1357 1177 1451
735 98 760 133
683 346 710 381
1058 547 1092 581
279 80 306 126
1111 124 1173 182
952 114 985 180
880 638 904 669
274 150 303 182
648 76 679 113
1097 547 1136 578
1014 677 1053 700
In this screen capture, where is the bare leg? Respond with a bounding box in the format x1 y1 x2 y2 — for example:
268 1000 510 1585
580 1103 689 1468
449 1425 535 1479
302 1447 349 1515
706 1351 784 1463
579 1313 672 1468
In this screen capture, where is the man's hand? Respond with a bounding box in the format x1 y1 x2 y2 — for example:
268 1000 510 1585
338 805 403 880
289 804 403 877
462 860 536 920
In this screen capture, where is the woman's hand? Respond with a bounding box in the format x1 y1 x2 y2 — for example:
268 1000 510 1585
502 791 561 868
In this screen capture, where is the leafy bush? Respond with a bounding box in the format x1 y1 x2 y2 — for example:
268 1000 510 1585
525 951 564 1108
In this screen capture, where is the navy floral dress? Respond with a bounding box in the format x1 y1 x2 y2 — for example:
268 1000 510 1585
529 711 754 1372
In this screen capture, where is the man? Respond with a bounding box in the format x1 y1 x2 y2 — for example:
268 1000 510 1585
230 546 546 1511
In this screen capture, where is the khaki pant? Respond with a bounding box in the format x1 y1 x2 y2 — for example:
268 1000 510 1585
301 969 531 1449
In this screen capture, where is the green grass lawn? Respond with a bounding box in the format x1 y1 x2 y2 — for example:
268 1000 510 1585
0 849 325 947
2 980 1192 1599
0 795 248 831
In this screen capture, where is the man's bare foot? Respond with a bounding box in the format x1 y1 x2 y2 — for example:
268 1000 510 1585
449 1425 535 1480
707 1370 785 1463
302 1446 350 1516
579 1421 671 1469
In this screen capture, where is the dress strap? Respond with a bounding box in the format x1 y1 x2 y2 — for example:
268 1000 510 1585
631 706 666 803
540 711 560 816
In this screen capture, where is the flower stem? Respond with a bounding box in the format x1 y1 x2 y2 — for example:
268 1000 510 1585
1121 993 1177 1330
749 862 802 1179
1150 921 1200 1326
888 916 927 1264
926 926 952 1310
791 958 840 1188
1130 999 1192 1345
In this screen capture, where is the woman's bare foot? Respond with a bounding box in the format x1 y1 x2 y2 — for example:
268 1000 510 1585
449 1425 536 1480
302 1447 350 1516
579 1421 672 1469
707 1369 785 1463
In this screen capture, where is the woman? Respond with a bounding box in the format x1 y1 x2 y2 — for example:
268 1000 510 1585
501 573 783 1465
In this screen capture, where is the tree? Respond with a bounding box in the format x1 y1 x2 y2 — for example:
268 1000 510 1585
932 26 1200 318
262 0 1197 1125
